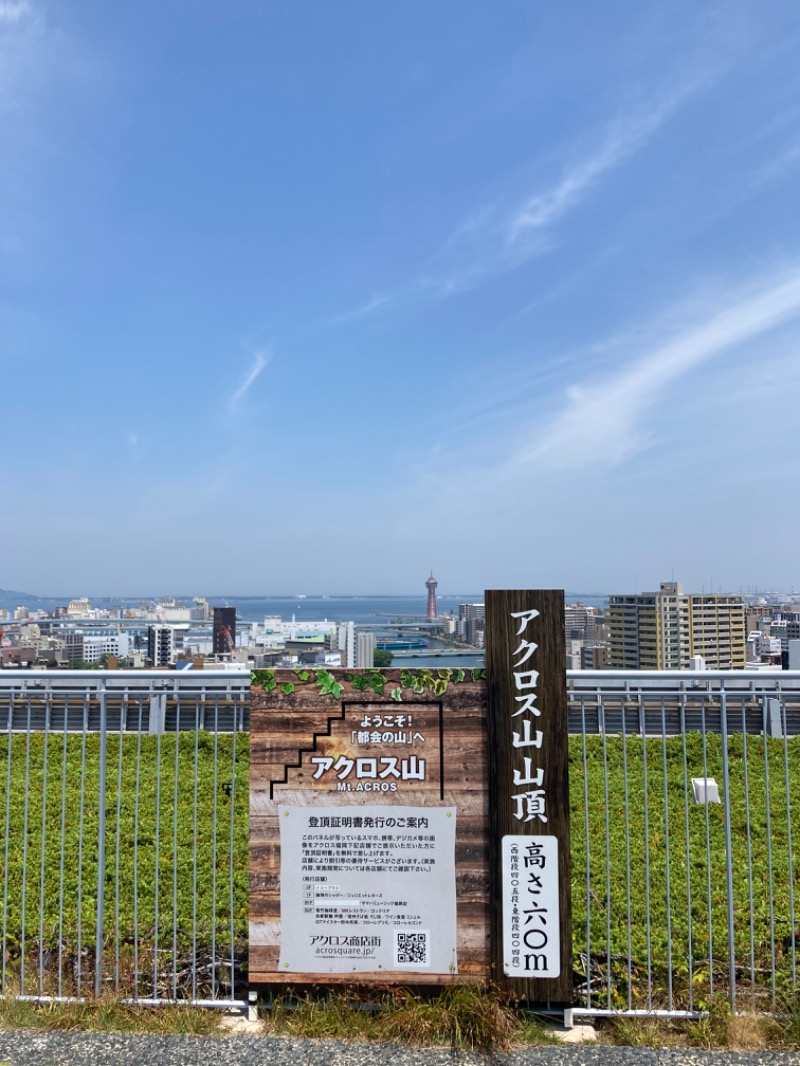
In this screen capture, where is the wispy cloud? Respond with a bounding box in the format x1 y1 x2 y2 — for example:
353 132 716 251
0 2 30 23
507 102 678 243
340 88 697 320
752 142 800 189
522 267 800 470
0 0 39 111
326 292 394 324
228 348 271 413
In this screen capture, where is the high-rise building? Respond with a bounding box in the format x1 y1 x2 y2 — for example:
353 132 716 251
607 581 745 670
83 633 131 664
564 603 601 640
356 632 377 669
213 607 237 656
338 621 356 668
64 631 85 664
458 603 485 646
425 572 438 622
147 625 175 667
689 594 747 668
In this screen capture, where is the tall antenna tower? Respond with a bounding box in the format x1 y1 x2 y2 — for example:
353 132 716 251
425 571 438 622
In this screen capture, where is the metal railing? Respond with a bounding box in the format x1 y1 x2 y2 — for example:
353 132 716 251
1 666 798 1017
0 671 248 1006
568 671 800 1018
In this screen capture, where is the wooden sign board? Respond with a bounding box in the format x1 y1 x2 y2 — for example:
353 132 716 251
249 591 570 999
249 669 489 984
485 589 572 1003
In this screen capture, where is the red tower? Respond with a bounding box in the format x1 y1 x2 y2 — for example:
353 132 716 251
425 571 438 622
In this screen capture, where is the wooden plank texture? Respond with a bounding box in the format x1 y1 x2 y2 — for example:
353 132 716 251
485 590 572 1004
249 671 490 986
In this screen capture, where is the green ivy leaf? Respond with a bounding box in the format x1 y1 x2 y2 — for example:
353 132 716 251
454 669 465 683
390 688 403 702
251 669 277 690
433 678 447 696
471 668 484 681
400 670 415 690
331 682 344 700
296 671 310 682
437 668 453 681
281 683 295 695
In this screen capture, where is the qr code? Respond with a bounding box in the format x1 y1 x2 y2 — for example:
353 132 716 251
394 930 430 967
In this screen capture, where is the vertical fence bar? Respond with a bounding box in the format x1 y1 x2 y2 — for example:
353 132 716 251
740 695 756 1008
192 695 201 1002
660 695 673 1010
133 697 143 1000
153 696 162 1000
781 693 797 991
2 692 14 994
580 696 592 1010
679 688 694 1014
57 695 69 998
95 681 108 997
600 705 613 1009
114 693 126 991
719 688 736 1009
640 694 653 1011
228 697 238 1001
700 694 714 998
76 693 89 993
172 699 180 999
762 699 777 1010
20 695 33 995
38 690 51 997
211 698 220 1000
620 696 633 1011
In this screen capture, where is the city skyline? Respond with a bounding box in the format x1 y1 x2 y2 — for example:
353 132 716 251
3 2 800 595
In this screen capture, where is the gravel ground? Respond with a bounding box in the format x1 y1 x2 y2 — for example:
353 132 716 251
0 1033 798 1066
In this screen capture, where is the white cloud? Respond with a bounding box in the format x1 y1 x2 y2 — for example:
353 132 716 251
0 2 30 23
507 103 676 243
338 89 694 320
523 267 800 470
228 348 271 412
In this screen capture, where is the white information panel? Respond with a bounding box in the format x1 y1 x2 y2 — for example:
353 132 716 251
502 834 560 977
279 805 457 974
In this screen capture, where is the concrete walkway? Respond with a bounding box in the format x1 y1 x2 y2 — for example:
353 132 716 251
0 1032 797 1066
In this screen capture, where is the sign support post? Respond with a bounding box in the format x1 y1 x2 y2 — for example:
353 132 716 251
485 589 572 1005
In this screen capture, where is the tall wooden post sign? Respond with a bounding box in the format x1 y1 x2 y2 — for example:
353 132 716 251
485 589 571 1004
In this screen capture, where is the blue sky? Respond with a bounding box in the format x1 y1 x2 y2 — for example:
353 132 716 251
2 0 800 597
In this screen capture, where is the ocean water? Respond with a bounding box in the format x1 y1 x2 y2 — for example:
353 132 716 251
0 591 609 620
212 593 608 624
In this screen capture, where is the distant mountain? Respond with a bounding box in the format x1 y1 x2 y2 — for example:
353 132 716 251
0 588 41 602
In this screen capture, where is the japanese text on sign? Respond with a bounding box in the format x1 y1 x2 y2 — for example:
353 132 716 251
278 805 458 974
502 835 560 976
509 607 547 824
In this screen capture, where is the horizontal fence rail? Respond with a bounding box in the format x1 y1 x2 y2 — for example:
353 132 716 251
0 668 798 1016
0 672 248 1006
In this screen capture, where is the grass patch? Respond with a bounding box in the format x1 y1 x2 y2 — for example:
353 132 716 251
571 733 800 1010
0 993 222 1035
0 733 248 998
598 1000 800 1051
260 986 554 1051
1 728 799 1016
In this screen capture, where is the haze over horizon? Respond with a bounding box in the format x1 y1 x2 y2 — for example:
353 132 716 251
2 1 800 596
